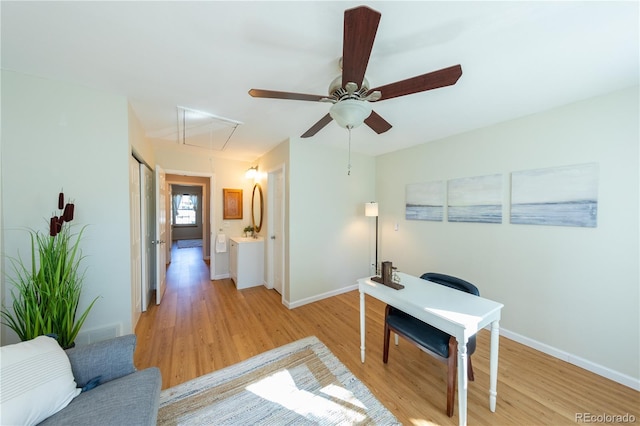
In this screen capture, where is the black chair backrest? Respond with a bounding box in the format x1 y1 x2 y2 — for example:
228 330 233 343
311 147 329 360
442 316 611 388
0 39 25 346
416 273 480 355
419 273 480 296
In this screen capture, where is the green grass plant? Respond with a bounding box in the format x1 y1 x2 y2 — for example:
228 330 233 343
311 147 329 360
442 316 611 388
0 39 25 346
1 194 98 348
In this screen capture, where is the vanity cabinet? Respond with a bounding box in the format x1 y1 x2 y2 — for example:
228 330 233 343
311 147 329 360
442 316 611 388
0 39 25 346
229 237 264 289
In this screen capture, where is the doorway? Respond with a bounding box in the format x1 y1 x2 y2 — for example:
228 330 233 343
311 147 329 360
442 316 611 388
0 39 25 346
163 171 215 279
130 154 154 328
267 165 285 298
170 185 204 247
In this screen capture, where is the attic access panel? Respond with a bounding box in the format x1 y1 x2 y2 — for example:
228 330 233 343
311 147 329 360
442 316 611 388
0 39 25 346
176 106 242 151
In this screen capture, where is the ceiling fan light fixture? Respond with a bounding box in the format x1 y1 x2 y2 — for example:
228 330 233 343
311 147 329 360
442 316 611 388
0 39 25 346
329 99 372 129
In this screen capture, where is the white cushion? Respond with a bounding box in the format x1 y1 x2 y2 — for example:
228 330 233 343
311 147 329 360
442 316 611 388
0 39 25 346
0 335 81 425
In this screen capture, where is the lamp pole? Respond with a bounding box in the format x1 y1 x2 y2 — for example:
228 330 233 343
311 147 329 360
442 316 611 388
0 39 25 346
374 215 378 275
365 202 379 276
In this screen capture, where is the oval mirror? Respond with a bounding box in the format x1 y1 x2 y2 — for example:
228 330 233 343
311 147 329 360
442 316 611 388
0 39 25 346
251 183 264 233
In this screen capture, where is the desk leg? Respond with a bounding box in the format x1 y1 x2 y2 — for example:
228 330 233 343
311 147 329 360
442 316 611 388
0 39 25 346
360 291 366 363
489 320 500 412
457 339 468 426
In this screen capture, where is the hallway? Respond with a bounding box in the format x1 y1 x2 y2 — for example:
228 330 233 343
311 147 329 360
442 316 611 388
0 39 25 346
134 241 290 389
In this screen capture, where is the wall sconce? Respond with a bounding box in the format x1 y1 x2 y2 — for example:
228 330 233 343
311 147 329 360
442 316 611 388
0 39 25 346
245 166 258 179
365 202 379 275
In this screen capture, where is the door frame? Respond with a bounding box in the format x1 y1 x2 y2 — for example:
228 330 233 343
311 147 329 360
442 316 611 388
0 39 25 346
129 155 142 325
155 166 167 305
140 163 154 312
267 163 286 302
163 169 216 279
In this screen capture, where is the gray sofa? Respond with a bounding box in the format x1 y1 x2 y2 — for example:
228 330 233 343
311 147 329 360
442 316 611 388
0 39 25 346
39 334 161 426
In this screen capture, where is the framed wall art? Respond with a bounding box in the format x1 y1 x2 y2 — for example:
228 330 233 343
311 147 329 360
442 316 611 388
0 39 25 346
405 181 444 221
447 174 503 223
223 188 243 220
511 163 598 227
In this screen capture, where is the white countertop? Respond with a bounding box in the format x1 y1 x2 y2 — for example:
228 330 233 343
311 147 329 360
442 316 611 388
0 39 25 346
230 236 264 243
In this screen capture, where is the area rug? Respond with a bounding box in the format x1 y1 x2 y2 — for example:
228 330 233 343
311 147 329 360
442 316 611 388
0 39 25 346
158 336 400 425
176 239 202 249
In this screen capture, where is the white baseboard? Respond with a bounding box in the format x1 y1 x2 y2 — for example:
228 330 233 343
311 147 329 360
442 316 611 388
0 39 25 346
499 328 640 391
287 284 358 309
213 273 230 280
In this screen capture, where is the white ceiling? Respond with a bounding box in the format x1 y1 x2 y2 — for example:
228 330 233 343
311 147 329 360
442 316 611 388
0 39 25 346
2 1 638 162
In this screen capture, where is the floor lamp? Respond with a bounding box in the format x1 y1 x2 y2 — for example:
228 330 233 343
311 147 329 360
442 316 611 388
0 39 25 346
365 202 379 275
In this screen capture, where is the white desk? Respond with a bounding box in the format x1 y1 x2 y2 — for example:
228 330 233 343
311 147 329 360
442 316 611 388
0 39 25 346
358 272 504 426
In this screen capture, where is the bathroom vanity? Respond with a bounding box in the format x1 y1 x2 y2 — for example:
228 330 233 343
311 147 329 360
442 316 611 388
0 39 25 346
229 237 264 289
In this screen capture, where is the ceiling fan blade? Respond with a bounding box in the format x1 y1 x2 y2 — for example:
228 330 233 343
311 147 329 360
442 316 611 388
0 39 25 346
342 6 381 89
365 111 392 134
249 89 326 102
301 114 333 138
371 65 463 101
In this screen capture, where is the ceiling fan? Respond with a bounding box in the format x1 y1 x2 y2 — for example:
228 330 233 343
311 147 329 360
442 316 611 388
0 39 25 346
248 5 463 138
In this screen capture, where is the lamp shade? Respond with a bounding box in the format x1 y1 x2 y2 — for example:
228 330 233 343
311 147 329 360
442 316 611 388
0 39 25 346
245 166 258 179
329 99 372 129
365 202 379 217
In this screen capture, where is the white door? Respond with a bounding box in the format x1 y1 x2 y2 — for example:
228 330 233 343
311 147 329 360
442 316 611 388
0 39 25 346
269 167 285 295
140 164 154 311
155 165 167 305
129 156 142 326
209 175 215 280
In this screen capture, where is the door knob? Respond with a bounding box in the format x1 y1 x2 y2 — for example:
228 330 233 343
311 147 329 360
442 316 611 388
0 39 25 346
270 235 276 240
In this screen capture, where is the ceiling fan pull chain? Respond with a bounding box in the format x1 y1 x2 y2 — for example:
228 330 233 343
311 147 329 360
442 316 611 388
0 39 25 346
347 126 352 176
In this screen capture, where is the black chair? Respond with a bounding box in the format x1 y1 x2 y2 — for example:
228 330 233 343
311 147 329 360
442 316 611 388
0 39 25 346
383 272 480 417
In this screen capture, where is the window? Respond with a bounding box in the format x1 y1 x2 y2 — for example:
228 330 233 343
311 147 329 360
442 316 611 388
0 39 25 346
173 194 198 226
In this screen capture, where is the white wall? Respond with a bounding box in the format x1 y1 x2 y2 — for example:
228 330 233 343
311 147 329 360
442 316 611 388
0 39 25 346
287 139 376 305
128 103 155 167
375 87 639 385
1 71 133 343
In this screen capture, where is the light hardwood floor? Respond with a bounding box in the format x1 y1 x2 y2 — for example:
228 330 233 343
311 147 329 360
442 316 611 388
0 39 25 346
134 244 639 425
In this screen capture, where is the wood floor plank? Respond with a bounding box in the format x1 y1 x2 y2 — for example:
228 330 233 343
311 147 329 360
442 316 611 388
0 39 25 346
134 244 640 424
